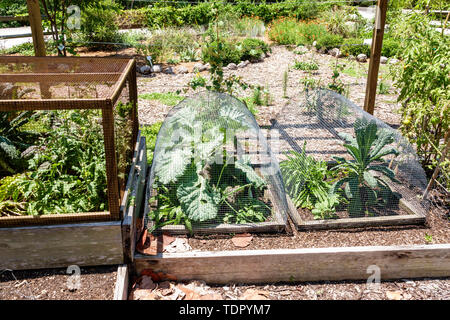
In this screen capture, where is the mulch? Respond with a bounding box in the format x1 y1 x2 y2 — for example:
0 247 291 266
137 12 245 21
186 205 449 251
0 265 118 300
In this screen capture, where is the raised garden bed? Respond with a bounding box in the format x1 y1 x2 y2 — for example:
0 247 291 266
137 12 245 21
272 89 429 231
143 91 289 236
0 56 149 270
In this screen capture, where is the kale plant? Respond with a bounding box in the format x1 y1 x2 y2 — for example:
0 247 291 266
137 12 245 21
150 102 270 232
331 118 400 216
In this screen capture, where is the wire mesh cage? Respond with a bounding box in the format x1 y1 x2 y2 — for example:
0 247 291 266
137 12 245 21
0 56 139 227
146 91 289 234
271 89 428 228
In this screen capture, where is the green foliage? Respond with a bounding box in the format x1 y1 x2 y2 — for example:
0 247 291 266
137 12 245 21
79 0 122 46
315 33 344 52
280 143 332 210
202 39 242 66
319 9 352 37
381 38 401 58
151 102 269 231
268 18 327 45
340 38 370 57
393 13 450 187
139 92 184 106
140 122 163 165
311 194 340 220
239 38 271 62
331 118 400 217
328 63 347 95
0 110 109 216
0 111 40 175
293 60 319 71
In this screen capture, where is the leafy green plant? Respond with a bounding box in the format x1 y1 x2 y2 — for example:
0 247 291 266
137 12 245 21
293 60 319 71
283 70 289 98
340 39 370 57
0 111 41 175
311 194 340 220
280 143 332 210
315 33 344 52
331 118 400 216
328 62 347 95
393 12 449 187
151 102 270 231
140 122 163 165
377 79 391 94
239 38 271 62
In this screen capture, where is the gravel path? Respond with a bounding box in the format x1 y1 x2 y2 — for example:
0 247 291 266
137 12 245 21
137 45 402 129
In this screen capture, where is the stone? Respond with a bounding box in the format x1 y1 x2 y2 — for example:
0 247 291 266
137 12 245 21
140 65 152 74
380 56 388 64
296 45 308 54
356 53 368 62
227 63 237 70
389 58 400 65
329 48 341 57
177 66 189 74
237 61 249 68
152 65 162 73
193 62 207 72
204 63 211 69
363 38 372 46
312 41 317 48
163 66 174 74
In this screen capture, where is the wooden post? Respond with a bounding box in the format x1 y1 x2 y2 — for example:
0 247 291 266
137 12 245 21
363 0 388 115
26 0 46 57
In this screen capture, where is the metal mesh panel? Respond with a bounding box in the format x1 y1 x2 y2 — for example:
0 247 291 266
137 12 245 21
0 109 109 224
0 56 129 101
114 80 134 196
271 89 428 222
0 56 137 226
147 91 288 234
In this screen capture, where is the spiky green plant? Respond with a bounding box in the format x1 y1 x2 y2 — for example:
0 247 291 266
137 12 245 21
331 118 400 216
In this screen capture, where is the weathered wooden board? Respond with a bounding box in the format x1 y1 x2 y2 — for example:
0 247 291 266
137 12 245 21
286 193 426 231
0 221 123 270
147 184 286 235
122 133 147 263
134 244 450 284
113 264 129 300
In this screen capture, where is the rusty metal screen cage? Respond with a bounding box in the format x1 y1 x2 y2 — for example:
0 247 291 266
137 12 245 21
0 56 139 227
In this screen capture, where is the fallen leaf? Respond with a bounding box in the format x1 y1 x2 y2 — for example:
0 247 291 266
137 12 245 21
199 293 223 300
386 290 403 300
139 276 156 290
140 269 177 282
178 285 202 300
131 288 157 300
231 233 253 248
164 238 192 253
241 289 269 300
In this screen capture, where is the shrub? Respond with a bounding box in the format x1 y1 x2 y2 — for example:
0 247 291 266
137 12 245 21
315 33 344 51
340 38 370 57
393 13 450 187
79 0 122 46
381 38 401 58
239 38 270 62
268 18 327 45
201 40 242 66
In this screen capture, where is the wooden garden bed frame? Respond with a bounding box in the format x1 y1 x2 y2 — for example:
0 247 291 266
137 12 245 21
132 244 450 285
0 131 148 270
145 175 287 235
0 56 138 227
